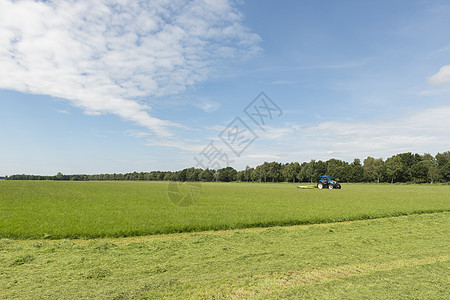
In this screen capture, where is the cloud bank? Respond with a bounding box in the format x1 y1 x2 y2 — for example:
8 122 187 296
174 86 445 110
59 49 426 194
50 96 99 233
0 0 260 136
232 104 450 168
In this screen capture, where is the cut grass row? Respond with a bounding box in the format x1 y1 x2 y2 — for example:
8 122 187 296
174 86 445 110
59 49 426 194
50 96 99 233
0 181 449 239
0 212 448 299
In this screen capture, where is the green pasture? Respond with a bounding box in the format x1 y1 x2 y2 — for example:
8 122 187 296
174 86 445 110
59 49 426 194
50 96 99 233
0 181 448 239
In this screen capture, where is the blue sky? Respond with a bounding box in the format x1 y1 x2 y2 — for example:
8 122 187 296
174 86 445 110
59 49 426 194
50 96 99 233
1 0 449 176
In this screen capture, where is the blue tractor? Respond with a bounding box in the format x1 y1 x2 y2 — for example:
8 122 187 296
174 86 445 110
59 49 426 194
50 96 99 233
317 175 341 189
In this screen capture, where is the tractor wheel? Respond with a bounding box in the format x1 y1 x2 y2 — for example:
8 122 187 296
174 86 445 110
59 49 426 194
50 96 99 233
328 184 334 190
317 183 323 189
336 184 341 189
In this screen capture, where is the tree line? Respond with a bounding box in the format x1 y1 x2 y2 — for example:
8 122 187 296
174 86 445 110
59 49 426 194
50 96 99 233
5 151 449 183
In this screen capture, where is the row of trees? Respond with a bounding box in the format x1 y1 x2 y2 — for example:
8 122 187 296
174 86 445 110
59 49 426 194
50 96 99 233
5 151 450 183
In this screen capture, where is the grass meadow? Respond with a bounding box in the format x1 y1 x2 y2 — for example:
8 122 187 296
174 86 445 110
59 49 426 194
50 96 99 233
0 212 448 298
0 181 449 239
0 181 449 298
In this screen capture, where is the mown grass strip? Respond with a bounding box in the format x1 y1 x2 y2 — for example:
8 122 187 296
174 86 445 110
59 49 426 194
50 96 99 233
0 212 448 299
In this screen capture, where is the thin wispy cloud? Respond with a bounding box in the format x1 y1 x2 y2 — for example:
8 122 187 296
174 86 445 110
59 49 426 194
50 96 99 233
194 99 221 113
430 45 450 56
254 58 372 73
271 80 300 85
0 0 260 137
56 109 70 115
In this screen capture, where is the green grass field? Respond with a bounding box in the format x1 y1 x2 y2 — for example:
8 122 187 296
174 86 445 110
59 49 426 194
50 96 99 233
0 212 448 299
0 181 449 298
0 181 449 239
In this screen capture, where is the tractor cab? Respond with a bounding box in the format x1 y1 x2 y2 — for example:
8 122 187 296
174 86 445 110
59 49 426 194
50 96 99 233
320 175 330 184
317 175 341 189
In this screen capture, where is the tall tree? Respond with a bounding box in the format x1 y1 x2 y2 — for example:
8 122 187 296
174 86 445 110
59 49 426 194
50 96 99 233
303 160 316 183
384 155 403 183
283 162 300 183
373 158 384 183
199 169 214 182
350 158 364 182
435 151 450 181
267 162 282 182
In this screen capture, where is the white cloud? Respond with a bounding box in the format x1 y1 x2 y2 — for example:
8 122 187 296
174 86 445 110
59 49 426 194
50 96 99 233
428 65 450 85
0 0 260 137
228 105 450 168
301 106 450 156
305 105 449 157
105 103 450 170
